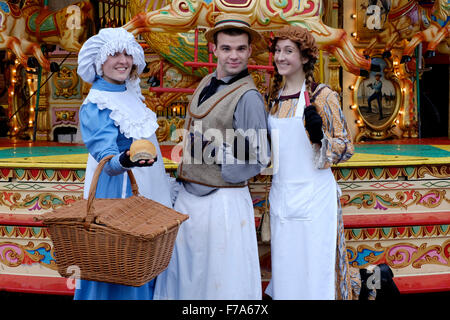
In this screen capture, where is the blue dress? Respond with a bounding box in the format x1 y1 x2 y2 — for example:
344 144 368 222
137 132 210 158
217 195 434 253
74 76 169 300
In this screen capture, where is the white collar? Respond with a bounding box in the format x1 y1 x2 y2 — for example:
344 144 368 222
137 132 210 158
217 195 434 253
83 87 158 139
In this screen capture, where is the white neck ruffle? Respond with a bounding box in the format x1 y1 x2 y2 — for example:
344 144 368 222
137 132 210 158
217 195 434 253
83 86 158 140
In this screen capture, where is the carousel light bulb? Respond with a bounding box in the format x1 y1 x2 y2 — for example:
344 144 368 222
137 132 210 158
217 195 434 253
348 85 355 90
29 120 33 124
350 13 357 19
395 119 400 124
30 108 34 112
14 127 18 131
351 32 357 38
12 69 16 74
10 91 14 96
14 59 19 65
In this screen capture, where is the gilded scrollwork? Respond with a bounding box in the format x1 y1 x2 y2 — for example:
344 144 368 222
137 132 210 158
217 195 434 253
54 110 77 124
0 241 57 270
52 66 79 98
347 240 450 269
417 165 450 179
341 189 449 211
0 191 82 212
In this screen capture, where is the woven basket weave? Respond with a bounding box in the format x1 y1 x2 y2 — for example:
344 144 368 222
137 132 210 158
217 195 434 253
38 155 188 287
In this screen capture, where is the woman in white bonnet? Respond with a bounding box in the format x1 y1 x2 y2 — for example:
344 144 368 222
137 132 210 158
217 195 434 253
75 27 173 300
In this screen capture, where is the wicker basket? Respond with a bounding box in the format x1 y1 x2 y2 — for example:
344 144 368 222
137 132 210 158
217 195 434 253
38 155 189 287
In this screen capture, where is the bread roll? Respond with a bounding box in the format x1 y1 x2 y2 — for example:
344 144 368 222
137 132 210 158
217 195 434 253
129 139 157 162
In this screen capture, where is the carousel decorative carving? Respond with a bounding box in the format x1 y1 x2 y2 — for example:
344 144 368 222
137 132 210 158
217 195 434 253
54 109 77 124
401 0 450 62
156 117 186 144
327 55 341 93
35 67 50 140
52 65 79 98
125 0 379 77
10 63 31 137
352 56 403 141
359 0 449 62
142 57 198 111
347 240 450 269
0 0 94 70
0 241 57 270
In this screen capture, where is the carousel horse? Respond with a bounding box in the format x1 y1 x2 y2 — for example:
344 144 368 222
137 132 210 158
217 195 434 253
124 0 379 76
401 0 449 62
362 0 449 62
0 0 94 70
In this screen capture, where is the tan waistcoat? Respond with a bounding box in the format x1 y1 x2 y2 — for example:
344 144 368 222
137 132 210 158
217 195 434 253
177 73 257 188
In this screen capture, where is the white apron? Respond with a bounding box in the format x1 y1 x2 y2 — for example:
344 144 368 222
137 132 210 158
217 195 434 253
265 87 337 300
153 186 262 300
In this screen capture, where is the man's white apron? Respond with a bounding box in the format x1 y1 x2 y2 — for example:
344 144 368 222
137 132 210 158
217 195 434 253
153 185 262 300
265 87 337 300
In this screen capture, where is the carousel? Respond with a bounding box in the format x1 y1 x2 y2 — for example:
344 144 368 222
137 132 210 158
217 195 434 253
0 0 449 297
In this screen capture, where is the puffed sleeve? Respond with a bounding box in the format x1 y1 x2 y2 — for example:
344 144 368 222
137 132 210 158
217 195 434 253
314 89 354 169
79 102 127 176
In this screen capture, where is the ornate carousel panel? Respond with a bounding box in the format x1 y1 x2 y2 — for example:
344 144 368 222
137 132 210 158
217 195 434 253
335 142 450 283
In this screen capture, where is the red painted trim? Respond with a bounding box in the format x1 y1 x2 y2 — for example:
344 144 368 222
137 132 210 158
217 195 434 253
264 276 450 295
388 1 418 20
0 274 74 296
1 274 447 296
0 214 44 227
343 212 450 228
1 211 449 231
394 274 450 294
263 276 450 295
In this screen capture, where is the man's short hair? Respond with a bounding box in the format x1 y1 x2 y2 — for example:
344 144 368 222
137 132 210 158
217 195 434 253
213 28 251 45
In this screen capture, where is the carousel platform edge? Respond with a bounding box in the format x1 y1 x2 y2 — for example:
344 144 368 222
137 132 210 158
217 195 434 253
0 142 449 296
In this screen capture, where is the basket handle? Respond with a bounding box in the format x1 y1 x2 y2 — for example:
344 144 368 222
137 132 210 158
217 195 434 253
84 154 139 229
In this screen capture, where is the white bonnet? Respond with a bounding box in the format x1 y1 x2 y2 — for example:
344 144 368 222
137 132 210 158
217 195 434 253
77 28 146 84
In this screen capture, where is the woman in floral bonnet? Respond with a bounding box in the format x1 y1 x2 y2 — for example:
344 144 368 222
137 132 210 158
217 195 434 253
75 27 173 300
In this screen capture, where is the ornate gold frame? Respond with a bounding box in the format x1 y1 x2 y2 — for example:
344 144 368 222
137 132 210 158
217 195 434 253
352 57 402 141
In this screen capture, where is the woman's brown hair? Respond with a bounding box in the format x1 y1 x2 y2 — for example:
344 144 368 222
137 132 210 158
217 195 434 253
267 26 319 115
129 64 139 81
